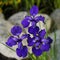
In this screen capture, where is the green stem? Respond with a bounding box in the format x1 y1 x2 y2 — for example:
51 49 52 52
28 53 36 60
53 31 57 60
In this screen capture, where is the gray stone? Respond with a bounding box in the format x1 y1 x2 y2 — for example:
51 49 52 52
0 13 13 43
49 30 60 60
50 9 60 29
0 13 21 60
8 12 28 26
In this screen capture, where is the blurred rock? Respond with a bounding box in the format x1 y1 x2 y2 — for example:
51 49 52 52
8 12 28 26
50 9 60 29
49 30 60 60
0 13 13 43
0 13 21 60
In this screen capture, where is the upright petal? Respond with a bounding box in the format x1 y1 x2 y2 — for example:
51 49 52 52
18 42 23 49
6 36 17 47
28 26 39 35
32 47 42 56
31 21 36 27
11 25 22 36
30 5 39 16
39 29 46 38
21 46 28 57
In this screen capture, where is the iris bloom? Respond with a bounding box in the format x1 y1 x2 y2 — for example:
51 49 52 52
6 25 29 57
6 5 53 57
21 5 45 28
27 29 52 56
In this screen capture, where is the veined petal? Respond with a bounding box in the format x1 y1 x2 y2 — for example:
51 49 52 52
42 38 49 44
28 26 39 35
31 21 36 27
39 29 46 38
32 47 42 56
18 42 23 49
11 25 22 36
30 5 39 16
6 36 17 47
21 46 28 57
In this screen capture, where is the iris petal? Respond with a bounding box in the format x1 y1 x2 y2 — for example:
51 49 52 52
20 34 30 40
16 48 22 57
6 36 17 47
28 26 39 35
21 19 30 28
39 29 46 38
30 5 39 16
18 42 23 49
35 16 45 23
42 38 49 44
32 47 42 56
27 37 35 46
41 44 50 51
11 25 22 36
21 46 28 57
47 37 53 44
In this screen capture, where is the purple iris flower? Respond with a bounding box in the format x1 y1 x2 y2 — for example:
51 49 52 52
27 29 53 56
21 5 45 28
6 25 28 57
6 5 53 57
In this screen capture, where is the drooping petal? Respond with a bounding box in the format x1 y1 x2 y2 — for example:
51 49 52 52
32 47 42 56
30 5 39 16
47 37 53 44
11 25 22 36
16 48 22 57
40 44 50 51
39 29 46 38
27 37 35 46
21 19 30 28
35 16 45 23
28 26 39 35
6 36 17 47
21 46 28 57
